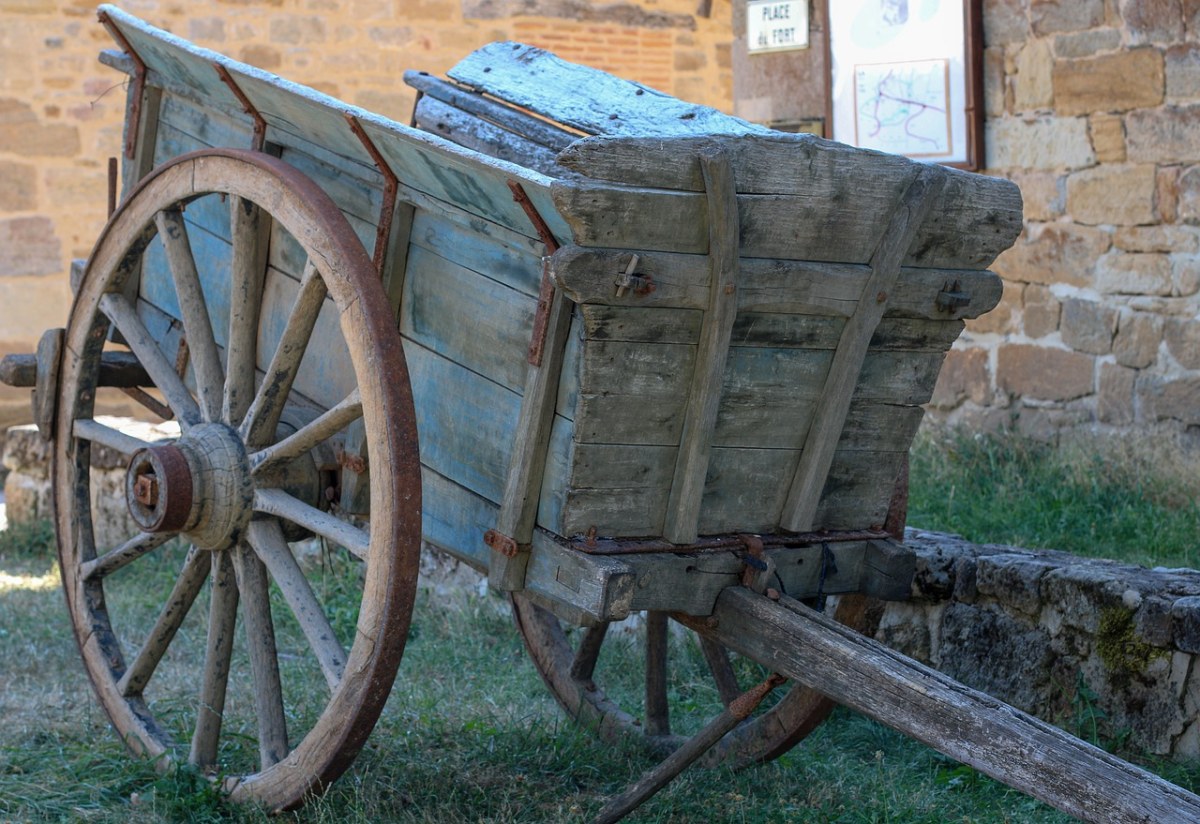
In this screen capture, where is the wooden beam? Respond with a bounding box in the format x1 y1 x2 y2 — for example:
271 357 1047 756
663 148 740 544
680 588 1200 824
781 166 946 532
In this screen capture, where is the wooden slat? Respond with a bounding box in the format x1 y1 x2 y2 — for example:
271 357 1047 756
685 589 1200 824
224 194 269 427
404 70 580 151
408 207 544 298
664 149 739 544
447 42 768 138
644 611 670 736
414 95 565 177
231 542 289 770
253 488 369 560
782 167 947 532
549 246 1003 321
190 548 238 768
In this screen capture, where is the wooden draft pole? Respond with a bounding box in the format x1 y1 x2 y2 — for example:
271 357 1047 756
677 588 1200 824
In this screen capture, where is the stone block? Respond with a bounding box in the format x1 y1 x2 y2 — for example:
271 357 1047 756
0 159 36 210
1066 164 1156 226
996 344 1094 401
1 423 46 476
1098 363 1137 425
992 223 1110 286
1171 596 1200 653
966 278 1020 334
1127 105 1200 164
976 553 1057 616
1121 0 1186 44
0 217 60 278
1137 375 1200 426
1180 166 1200 225
269 16 327 45
1053 29 1122 59
1114 225 1200 254
238 44 282 71
1030 0 1104 34
1164 318 1200 369
1040 565 1125 633
1022 284 1061 338
1096 252 1173 296
1175 256 1200 296
1167 43 1200 102
1088 113 1125 163
874 602 936 663
1136 596 1175 647
1014 403 1092 439
929 347 990 409
1060 298 1117 354
1113 311 1163 368
984 46 1006 117
983 0 1029 45
2 471 49 525
986 115 1095 170
1013 39 1053 111
1053 49 1164 116
938 602 1052 713
1009 170 1065 221
0 98 80 157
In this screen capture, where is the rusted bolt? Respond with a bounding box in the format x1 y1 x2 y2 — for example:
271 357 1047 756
876 290 887 303
766 587 781 601
134 472 159 507
724 284 735 295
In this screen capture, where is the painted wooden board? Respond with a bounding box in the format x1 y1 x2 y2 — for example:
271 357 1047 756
400 243 537 394
407 208 544 299
550 246 1003 322
414 95 565 177
448 42 769 139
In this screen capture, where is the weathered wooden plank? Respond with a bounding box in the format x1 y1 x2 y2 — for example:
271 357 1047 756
448 42 768 139
664 149 740 544
550 246 1003 322
414 95 565 177
489 280 576 591
687 588 1200 824
400 243 536 393
155 92 254 161
404 70 580 152
551 178 1006 270
408 207 545 298
782 167 946 532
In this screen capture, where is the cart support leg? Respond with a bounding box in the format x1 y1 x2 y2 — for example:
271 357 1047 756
678 588 1200 824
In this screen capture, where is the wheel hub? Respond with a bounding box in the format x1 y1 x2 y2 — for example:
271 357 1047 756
125 423 255 550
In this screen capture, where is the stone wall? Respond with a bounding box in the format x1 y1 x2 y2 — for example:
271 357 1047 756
930 0 1200 438
0 0 734 431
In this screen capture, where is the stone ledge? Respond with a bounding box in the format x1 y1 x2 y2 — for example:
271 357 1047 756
883 529 1200 758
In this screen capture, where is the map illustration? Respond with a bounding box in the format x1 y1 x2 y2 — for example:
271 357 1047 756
853 58 952 157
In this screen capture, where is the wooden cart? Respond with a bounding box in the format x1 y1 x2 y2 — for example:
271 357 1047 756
4 6 1199 821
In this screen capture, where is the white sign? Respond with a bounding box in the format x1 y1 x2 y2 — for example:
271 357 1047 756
747 0 810 54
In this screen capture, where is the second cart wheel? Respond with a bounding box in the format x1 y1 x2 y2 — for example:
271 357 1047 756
511 592 880 766
52 148 421 810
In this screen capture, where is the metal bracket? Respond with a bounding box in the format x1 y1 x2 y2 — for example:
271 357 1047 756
483 529 523 558
346 114 401 275
614 254 654 298
213 64 267 151
936 280 972 313
97 9 147 160
506 180 562 367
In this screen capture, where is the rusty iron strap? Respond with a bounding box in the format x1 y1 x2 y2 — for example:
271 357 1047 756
506 180 561 367
213 64 267 151
98 9 148 160
573 528 889 556
345 114 401 275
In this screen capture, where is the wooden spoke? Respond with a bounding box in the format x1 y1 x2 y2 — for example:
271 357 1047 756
698 637 742 708
118 546 209 697
73 418 154 455
249 388 362 478
156 208 224 422
247 519 347 691
100 293 202 428
644 611 670 737
82 531 175 581
232 542 289 769
241 260 327 449
253 488 369 560
224 195 269 427
190 549 239 770
569 622 609 684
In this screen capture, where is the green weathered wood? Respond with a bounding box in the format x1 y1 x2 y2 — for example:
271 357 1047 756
550 246 1003 322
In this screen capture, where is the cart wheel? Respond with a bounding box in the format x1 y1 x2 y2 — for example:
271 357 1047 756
511 592 880 766
52 148 421 810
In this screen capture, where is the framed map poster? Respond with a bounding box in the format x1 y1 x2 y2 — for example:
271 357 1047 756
828 0 983 169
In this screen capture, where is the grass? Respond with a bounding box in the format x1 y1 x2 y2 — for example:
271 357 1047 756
1 429 1199 821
